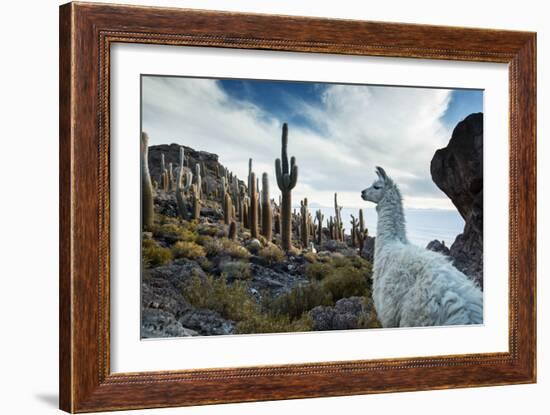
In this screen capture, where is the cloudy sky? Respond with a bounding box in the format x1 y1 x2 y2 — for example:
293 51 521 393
141 76 482 210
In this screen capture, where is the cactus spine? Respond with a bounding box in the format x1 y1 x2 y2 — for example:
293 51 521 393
275 123 298 251
249 172 259 238
140 132 154 230
261 173 272 241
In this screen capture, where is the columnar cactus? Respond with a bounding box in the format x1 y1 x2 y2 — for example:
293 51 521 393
175 149 193 220
274 212 281 235
243 198 249 229
140 132 154 230
334 192 342 241
315 209 324 245
249 172 259 238
275 123 298 251
168 162 174 191
248 158 253 197
228 221 237 240
300 198 309 248
350 214 358 247
329 216 334 240
191 184 200 220
223 193 233 225
357 209 369 252
194 164 202 200
261 173 272 241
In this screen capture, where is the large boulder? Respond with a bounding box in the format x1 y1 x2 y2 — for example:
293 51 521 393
310 297 373 331
430 113 483 287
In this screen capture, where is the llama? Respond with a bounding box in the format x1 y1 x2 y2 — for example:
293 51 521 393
361 167 483 327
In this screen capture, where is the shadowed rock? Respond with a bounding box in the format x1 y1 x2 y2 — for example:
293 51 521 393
431 113 483 288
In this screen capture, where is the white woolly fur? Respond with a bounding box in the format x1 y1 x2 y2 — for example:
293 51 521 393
361 167 483 328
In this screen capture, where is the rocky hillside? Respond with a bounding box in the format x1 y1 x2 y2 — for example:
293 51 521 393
430 113 484 288
141 136 379 338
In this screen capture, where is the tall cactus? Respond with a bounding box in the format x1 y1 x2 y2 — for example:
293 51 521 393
223 193 233 225
315 209 324 245
334 192 342 241
300 198 309 248
357 209 369 252
275 123 298 251
191 184 201 220
350 214 358 247
194 164 202 200
175 147 192 220
140 132 154 230
249 172 259 238
261 173 272 241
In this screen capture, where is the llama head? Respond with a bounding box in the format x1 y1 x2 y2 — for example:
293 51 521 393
361 166 392 204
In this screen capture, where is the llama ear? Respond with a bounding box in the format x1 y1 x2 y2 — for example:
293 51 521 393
375 166 388 182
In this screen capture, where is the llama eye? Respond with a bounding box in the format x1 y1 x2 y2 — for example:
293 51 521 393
373 185 381 190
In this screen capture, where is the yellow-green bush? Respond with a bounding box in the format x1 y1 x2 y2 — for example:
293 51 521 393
321 265 369 301
304 262 332 281
236 313 312 334
196 223 221 236
267 282 333 320
220 238 251 259
153 223 197 242
171 241 206 260
221 261 252 280
258 244 285 264
142 239 172 267
184 275 258 321
303 251 318 263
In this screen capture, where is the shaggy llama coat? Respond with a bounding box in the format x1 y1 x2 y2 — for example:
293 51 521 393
361 167 483 327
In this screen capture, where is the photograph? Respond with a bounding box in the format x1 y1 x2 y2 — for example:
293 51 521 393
140 76 484 338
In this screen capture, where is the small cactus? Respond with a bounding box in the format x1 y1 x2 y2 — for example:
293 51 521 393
140 132 154 230
275 123 298 251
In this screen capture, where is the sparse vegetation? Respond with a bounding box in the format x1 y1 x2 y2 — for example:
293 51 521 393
142 238 172 267
171 241 206 259
258 244 285 264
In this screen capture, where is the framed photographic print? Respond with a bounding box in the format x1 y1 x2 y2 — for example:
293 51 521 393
59 2 536 412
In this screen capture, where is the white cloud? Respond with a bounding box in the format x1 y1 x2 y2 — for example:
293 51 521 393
142 77 455 210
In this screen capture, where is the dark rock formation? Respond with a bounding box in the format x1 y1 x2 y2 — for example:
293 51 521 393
310 297 372 331
360 235 376 262
431 113 483 287
426 239 451 256
141 259 235 337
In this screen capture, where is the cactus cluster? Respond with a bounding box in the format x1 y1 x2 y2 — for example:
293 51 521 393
143 123 370 256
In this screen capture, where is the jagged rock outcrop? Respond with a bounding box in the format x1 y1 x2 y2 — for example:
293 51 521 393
431 113 483 288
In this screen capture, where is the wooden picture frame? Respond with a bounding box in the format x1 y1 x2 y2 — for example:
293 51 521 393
59 2 536 412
